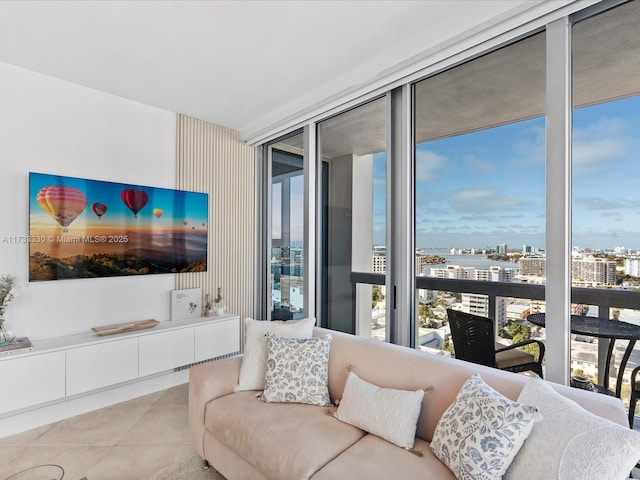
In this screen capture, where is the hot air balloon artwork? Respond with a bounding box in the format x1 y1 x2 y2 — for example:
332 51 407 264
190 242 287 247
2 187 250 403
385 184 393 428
29 172 209 282
121 189 149 218
36 185 87 232
91 202 108 219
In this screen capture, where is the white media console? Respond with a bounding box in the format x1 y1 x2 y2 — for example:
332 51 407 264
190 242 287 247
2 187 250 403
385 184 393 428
0 314 240 438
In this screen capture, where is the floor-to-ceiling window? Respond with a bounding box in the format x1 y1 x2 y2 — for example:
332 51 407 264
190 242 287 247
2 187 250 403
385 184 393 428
317 98 387 338
572 0 640 417
412 33 546 355
269 133 305 320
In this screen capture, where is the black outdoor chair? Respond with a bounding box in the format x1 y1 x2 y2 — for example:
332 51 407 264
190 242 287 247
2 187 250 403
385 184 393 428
629 366 639 428
447 309 545 378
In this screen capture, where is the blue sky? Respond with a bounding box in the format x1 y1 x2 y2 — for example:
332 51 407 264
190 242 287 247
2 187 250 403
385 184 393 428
371 95 640 251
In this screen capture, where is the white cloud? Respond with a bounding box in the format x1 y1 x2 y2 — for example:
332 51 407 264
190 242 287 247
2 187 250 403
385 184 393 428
572 138 630 175
572 117 631 175
575 196 618 211
415 149 447 182
464 154 493 173
512 125 545 166
448 187 527 213
574 117 628 140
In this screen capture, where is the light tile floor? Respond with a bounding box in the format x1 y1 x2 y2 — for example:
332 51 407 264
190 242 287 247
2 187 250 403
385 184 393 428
0 383 194 480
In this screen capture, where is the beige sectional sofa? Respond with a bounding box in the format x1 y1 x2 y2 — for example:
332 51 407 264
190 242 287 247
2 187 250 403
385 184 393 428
189 327 632 480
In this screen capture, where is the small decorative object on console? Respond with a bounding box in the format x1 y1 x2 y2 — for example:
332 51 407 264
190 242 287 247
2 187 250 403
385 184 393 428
203 293 212 317
0 337 33 356
91 319 159 336
170 288 202 321
213 287 226 315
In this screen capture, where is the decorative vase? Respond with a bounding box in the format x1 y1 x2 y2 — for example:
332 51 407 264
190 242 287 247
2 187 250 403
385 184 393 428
203 294 212 317
213 287 226 315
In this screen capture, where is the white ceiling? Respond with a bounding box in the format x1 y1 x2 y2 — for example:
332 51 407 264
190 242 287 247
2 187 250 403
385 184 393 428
0 0 574 143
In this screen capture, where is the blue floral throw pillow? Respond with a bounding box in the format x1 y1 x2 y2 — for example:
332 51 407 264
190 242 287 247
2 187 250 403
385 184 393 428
261 332 332 406
430 373 541 480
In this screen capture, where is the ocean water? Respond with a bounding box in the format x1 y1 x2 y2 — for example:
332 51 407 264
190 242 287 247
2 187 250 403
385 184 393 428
422 249 519 270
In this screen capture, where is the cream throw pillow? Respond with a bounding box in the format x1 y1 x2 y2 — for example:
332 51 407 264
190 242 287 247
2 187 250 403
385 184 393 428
430 373 541 480
235 317 315 392
261 332 332 406
505 378 640 480
334 371 424 449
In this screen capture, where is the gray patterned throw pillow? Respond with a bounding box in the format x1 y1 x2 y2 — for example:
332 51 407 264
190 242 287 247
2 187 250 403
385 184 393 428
261 332 332 406
430 373 541 480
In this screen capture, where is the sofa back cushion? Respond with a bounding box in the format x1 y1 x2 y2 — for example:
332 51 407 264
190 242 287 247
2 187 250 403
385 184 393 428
236 317 316 392
314 327 628 442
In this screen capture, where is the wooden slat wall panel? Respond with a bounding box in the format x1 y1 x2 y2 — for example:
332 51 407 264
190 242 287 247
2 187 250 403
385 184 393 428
175 114 255 332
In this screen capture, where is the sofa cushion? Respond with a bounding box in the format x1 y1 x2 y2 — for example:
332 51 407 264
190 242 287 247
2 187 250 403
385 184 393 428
205 391 365 480
430 373 541 480
334 371 424 449
236 317 315 392
261 333 332 406
505 378 640 480
311 435 456 480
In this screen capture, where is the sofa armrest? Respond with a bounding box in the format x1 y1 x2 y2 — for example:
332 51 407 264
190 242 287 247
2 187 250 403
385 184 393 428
189 355 243 457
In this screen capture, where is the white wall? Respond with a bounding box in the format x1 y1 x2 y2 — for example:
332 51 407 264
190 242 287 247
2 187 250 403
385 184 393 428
0 62 177 340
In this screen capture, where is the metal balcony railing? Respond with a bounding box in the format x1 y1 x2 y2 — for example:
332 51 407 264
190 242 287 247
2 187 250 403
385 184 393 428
352 272 640 317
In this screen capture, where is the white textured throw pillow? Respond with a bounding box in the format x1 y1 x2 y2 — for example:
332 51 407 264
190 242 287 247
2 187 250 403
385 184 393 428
261 332 332 406
235 317 315 392
334 371 424 449
505 378 640 480
430 373 541 480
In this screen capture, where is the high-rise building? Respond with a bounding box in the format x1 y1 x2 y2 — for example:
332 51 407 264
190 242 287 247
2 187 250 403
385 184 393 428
496 244 508 254
430 265 474 279
415 254 430 275
431 264 513 325
372 252 386 273
572 257 616 285
522 245 532 255
519 256 546 276
625 258 640 277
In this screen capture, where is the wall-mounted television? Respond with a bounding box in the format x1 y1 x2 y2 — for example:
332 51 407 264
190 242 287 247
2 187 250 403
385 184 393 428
29 172 208 281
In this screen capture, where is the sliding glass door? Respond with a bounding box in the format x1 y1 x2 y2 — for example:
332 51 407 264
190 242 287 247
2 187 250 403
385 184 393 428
269 133 305 320
317 98 388 338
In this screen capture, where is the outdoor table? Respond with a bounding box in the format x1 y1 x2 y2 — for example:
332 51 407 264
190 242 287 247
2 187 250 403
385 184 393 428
526 313 640 397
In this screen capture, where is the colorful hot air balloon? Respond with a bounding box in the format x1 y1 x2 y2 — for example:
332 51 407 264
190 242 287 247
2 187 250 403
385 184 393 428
91 202 108 219
183 220 188 226
121 189 149 218
152 208 163 219
37 185 87 232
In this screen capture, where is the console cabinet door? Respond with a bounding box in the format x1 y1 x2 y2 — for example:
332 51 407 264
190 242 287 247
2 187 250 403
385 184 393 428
138 327 194 377
66 338 138 396
194 317 240 362
0 351 65 414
